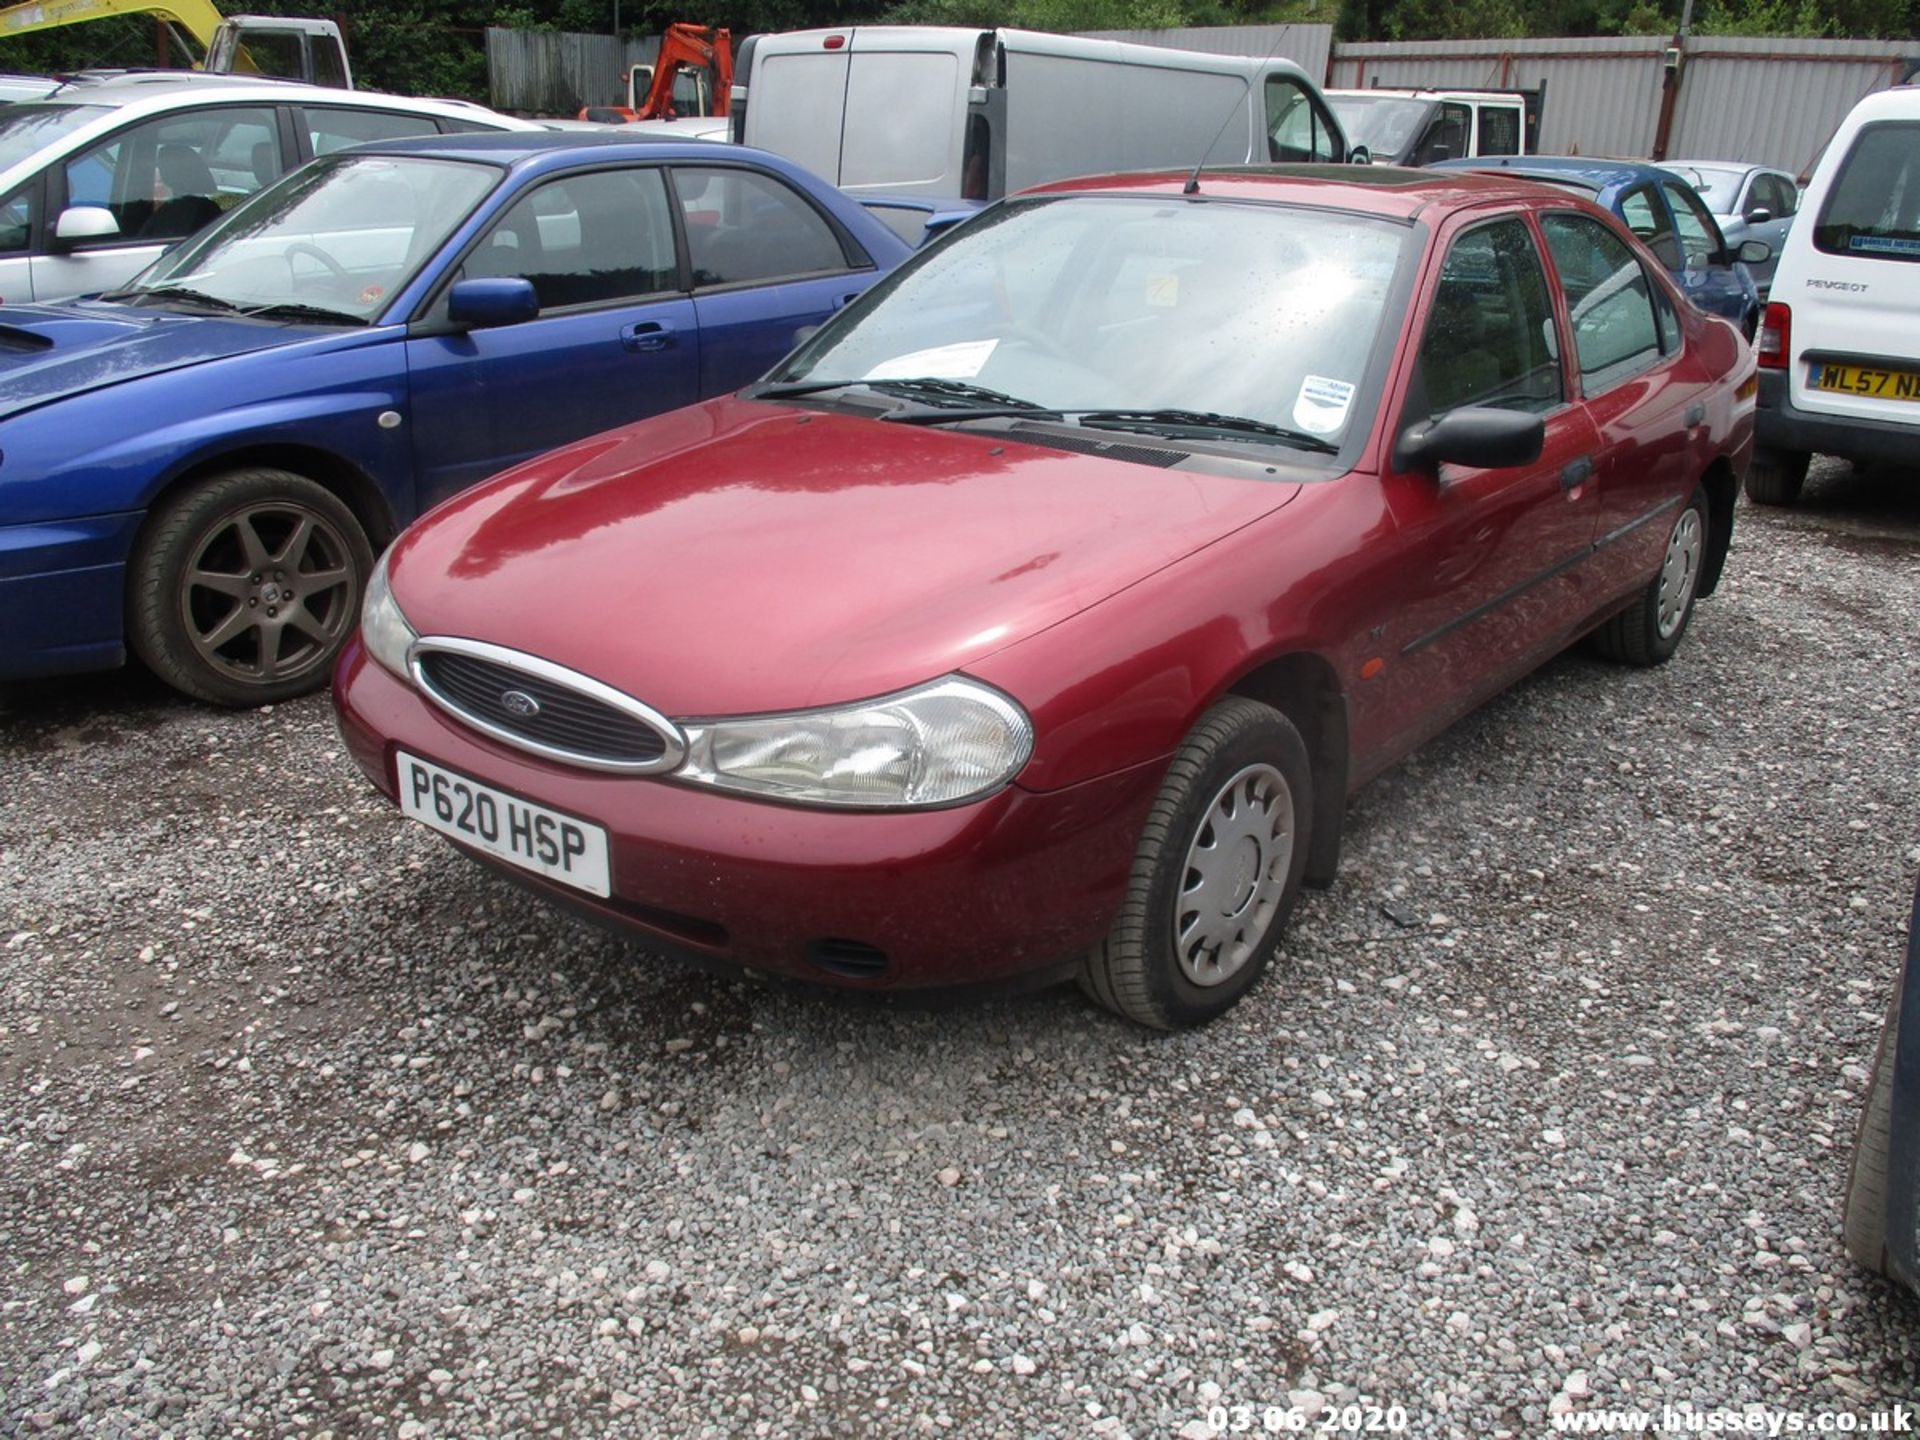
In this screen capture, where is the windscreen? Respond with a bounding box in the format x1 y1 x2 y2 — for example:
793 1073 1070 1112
0 103 110 175
1815 121 1920 263
123 154 500 322
780 194 1408 450
1325 95 1431 161
1665 164 1742 212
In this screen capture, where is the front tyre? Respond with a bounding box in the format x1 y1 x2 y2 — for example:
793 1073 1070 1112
1591 487 1707 667
1081 697 1313 1029
128 469 373 707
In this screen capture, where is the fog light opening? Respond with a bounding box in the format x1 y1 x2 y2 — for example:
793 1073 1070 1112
805 938 890 980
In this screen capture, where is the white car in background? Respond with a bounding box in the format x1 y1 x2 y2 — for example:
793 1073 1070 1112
1750 85 1920 504
0 73 538 304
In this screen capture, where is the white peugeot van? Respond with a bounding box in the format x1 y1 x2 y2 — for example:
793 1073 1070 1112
1749 84 1920 504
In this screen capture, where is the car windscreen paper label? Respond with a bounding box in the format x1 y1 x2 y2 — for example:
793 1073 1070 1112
866 340 999 381
1294 375 1356 435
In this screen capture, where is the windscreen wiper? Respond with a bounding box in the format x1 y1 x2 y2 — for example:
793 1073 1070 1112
123 284 244 314
745 375 1061 423
240 301 367 326
1075 408 1340 454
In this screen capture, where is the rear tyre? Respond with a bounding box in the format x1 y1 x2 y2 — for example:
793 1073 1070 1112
128 469 372 707
1591 487 1707 667
1081 697 1312 1030
1843 972 1901 1277
1744 446 1808 506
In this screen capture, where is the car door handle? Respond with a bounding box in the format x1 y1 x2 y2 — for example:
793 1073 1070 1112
1561 456 1594 490
1685 402 1707 427
833 291 862 311
622 320 675 352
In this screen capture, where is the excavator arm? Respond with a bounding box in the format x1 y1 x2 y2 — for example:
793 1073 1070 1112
0 0 226 50
635 23 731 120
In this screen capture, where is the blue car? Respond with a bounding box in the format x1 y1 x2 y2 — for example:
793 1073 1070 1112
1430 156 1767 336
1846 875 1919 1296
0 133 911 704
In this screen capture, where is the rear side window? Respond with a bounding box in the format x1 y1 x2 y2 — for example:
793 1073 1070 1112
1477 105 1521 157
676 166 850 286
305 107 442 156
1542 212 1662 390
1814 121 1920 262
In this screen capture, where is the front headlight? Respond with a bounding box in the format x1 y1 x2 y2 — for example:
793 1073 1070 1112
360 547 418 678
678 676 1033 809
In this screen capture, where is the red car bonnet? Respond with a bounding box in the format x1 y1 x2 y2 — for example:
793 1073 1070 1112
387 395 1306 717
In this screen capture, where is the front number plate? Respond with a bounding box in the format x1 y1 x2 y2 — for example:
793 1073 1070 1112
395 750 611 898
1810 362 1920 401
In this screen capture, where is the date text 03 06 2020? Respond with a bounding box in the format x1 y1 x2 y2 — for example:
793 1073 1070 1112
1205 1403 1411 1434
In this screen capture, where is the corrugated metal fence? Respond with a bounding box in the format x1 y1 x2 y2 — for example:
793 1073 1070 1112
485 29 660 117
1327 34 1917 177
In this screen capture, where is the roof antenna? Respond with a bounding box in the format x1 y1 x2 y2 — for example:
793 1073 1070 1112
1180 26 1305 196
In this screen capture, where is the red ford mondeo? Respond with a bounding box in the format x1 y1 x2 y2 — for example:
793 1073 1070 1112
334 167 1755 1029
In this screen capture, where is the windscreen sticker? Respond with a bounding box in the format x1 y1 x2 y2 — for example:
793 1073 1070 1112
1294 375 1357 436
865 340 999 381
1144 273 1180 308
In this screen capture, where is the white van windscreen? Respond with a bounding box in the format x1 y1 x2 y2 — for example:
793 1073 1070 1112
1815 120 1920 263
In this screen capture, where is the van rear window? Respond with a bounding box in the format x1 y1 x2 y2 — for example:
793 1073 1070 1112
1814 120 1920 262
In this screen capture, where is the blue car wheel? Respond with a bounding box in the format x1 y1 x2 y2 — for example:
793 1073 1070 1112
128 469 374 706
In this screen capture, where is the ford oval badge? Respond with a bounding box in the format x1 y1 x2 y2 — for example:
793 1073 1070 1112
500 689 541 719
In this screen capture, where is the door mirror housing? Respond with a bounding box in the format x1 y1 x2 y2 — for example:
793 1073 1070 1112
1398 407 1545 472
53 205 119 247
446 277 539 329
1743 206 1772 225
1736 238 1772 266
1346 144 1371 166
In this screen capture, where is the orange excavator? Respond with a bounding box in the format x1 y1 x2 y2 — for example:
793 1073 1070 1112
578 22 730 125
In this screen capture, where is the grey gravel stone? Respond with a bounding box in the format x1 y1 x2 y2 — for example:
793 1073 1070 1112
1 464 1918 1436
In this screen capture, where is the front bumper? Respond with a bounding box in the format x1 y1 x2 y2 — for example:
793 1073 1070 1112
332 640 1165 990
1755 369 1920 467
0 512 143 682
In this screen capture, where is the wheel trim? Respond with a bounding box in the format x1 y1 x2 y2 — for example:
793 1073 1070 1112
1656 507 1704 640
1175 762 1294 988
181 502 357 686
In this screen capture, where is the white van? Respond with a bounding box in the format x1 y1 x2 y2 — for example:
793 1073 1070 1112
730 27 1350 202
1749 84 1920 504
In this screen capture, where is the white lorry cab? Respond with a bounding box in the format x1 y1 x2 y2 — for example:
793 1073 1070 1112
1324 87 1536 167
729 26 1352 202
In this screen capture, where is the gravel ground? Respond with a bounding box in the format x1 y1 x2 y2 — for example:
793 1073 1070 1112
3 458 1918 1439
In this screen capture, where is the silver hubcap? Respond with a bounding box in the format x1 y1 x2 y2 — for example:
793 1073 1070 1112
1657 506 1703 640
1175 762 1294 988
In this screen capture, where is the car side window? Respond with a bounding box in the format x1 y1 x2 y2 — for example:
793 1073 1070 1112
675 166 852 287
1416 217 1563 418
1265 78 1337 163
1617 184 1679 269
1477 105 1521 157
0 189 29 252
1412 103 1472 166
1759 173 1795 217
305 107 442 157
1541 212 1664 390
461 167 678 312
61 106 279 243
1662 182 1723 267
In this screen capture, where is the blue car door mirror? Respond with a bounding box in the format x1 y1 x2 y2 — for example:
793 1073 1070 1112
447 277 540 329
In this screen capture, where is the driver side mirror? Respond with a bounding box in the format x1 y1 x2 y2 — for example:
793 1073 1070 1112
1743 206 1773 225
1736 238 1772 266
1347 145 1372 166
53 205 119 249
1398 407 1545 473
446 276 538 329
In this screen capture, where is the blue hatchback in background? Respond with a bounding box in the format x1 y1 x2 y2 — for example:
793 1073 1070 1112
0 133 911 704
1431 156 1767 336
